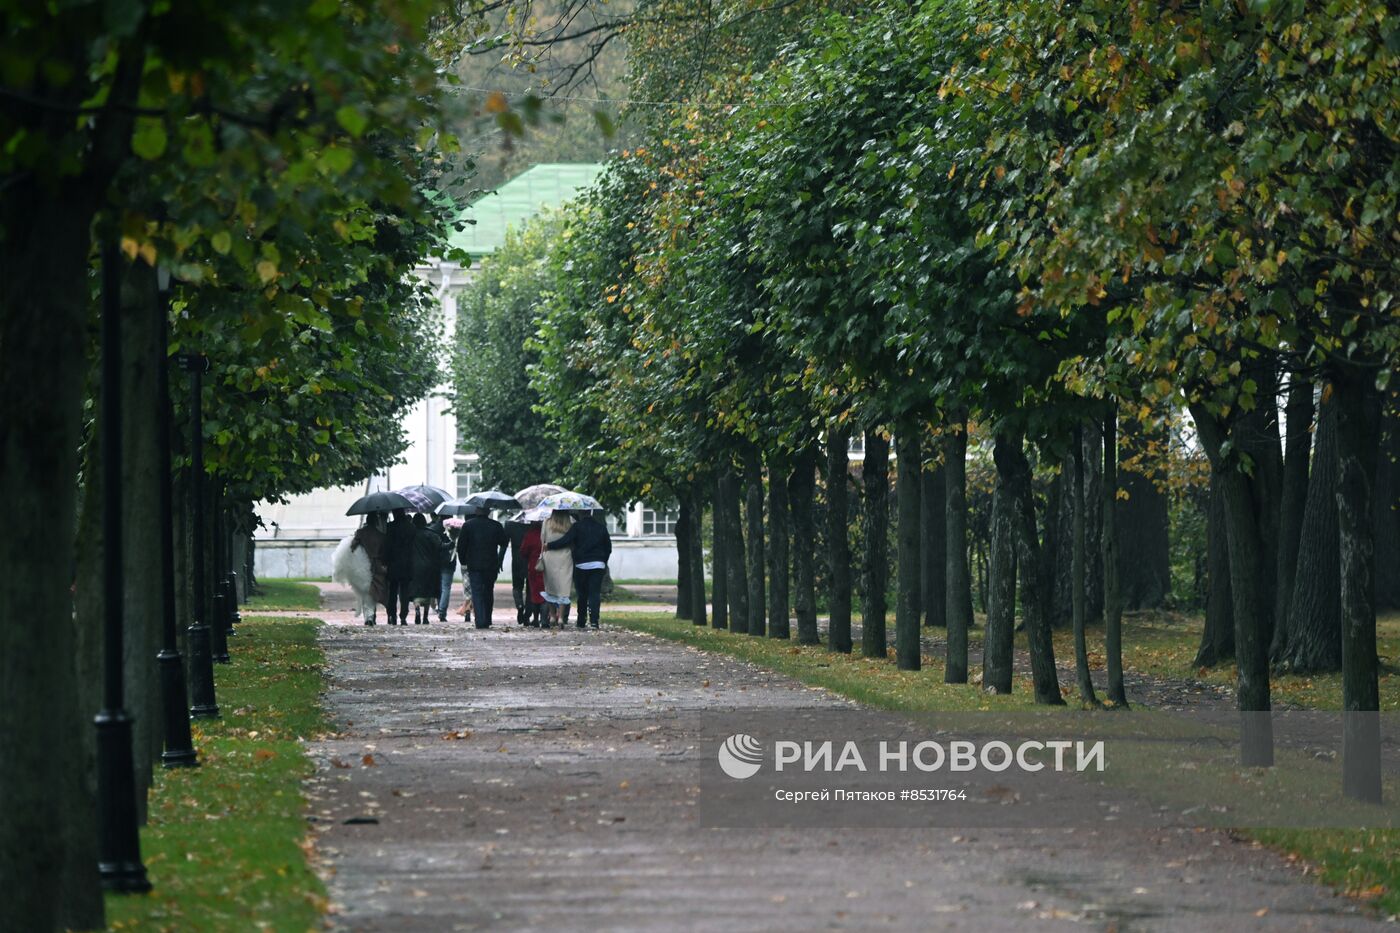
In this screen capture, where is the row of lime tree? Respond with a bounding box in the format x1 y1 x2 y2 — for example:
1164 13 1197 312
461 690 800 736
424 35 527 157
458 0 1398 799
0 1 513 928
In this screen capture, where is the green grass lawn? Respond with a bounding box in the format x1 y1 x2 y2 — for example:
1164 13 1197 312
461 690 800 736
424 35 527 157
609 611 1400 917
105 617 329 931
246 579 324 613
1043 610 1400 711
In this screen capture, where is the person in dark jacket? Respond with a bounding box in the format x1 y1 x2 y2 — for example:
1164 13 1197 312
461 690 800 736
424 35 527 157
456 508 509 628
545 509 612 629
381 508 416 625
505 517 529 625
433 516 458 623
409 513 451 625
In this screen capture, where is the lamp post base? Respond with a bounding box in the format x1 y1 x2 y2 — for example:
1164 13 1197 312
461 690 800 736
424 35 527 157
95 709 151 893
187 621 220 719
211 589 231 663
157 648 199 768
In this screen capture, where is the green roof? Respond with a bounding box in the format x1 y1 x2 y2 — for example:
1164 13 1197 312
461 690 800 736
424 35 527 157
447 162 604 259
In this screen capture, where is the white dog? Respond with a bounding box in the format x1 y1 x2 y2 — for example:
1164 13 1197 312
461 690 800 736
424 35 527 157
332 533 377 624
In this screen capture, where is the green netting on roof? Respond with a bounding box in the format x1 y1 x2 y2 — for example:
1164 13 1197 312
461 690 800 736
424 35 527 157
447 162 604 259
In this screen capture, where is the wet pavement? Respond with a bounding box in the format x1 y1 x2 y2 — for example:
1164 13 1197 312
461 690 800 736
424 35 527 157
300 583 1383 931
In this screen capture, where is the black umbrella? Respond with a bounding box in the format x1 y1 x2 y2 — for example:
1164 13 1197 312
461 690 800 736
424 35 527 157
393 484 452 508
435 498 481 517
346 490 413 516
465 489 521 510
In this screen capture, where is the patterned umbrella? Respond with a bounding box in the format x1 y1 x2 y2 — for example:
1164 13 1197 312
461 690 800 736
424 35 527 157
391 487 436 512
535 491 603 513
465 489 521 510
392 484 452 509
513 483 568 509
346 490 413 515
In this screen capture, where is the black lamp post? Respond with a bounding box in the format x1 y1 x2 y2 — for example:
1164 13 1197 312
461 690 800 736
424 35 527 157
210 480 231 659
155 269 199 766
217 479 237 638
179 350 223 711
94 244 151 892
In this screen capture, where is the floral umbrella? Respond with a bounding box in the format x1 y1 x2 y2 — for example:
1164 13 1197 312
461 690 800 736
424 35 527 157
535 491 603 513
513 483 568 509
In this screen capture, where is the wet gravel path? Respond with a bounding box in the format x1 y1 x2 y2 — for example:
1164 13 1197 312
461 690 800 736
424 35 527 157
302 584 1382 932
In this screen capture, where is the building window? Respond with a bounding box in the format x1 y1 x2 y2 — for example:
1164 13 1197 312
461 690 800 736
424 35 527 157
604 512 627 536
454 456 482 499
641 506 678 536
847 434 865 456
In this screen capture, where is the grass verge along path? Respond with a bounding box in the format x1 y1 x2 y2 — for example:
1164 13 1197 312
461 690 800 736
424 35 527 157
247 579 325 612
610 612 1399 918
105 617 329 931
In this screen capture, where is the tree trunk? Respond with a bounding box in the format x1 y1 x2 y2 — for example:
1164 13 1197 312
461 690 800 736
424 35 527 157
675 497 692 620
767 451 791 639
744 447 765 637
711 474 728 630
983 440 1017 695
1332 365 1382 802
1237 360 1286 648
0 198 106 930
790 447 819 645
895 432 922 670
944 418 974 683
1280 397 1340 673
861 429 890 659
1102 410 1127 707
825 427 852 653
997 433 1065 706
1271 374 1315 656
1072 425 1098 705
689 486 708 626
121 262 164 811
1046 465 1072 629
1195 476 1235 666
721 465 748 633
1371 398 1400 611
1191 404 1274 767
921 460 946 627
1117 416 1172 610
1082 423 1105 622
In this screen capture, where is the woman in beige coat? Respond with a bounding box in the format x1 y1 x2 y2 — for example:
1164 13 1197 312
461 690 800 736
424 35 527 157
540 512 575 627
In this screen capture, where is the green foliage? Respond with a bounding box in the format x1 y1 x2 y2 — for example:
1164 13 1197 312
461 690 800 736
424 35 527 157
452 211 572 491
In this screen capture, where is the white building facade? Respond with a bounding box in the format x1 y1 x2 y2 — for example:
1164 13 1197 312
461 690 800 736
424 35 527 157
254 164 679 581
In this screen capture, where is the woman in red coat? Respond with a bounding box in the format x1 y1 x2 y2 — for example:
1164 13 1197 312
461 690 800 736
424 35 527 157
518 521 546 627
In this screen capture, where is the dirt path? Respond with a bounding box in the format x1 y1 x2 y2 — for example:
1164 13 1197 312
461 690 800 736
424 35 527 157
300 584 1379 932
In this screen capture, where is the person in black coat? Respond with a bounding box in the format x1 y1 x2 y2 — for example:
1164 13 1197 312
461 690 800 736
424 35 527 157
409 513 451 625
545 509 612 629
456 508 508 628
381 508 416 625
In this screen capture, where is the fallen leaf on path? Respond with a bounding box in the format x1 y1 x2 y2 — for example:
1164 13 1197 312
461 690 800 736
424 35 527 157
254 749 277 762
331 758 351 769
361 754 376 767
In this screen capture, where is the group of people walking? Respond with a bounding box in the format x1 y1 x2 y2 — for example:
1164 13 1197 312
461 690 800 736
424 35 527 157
509 510 613 629
348 506 612 629
351 509 457 625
